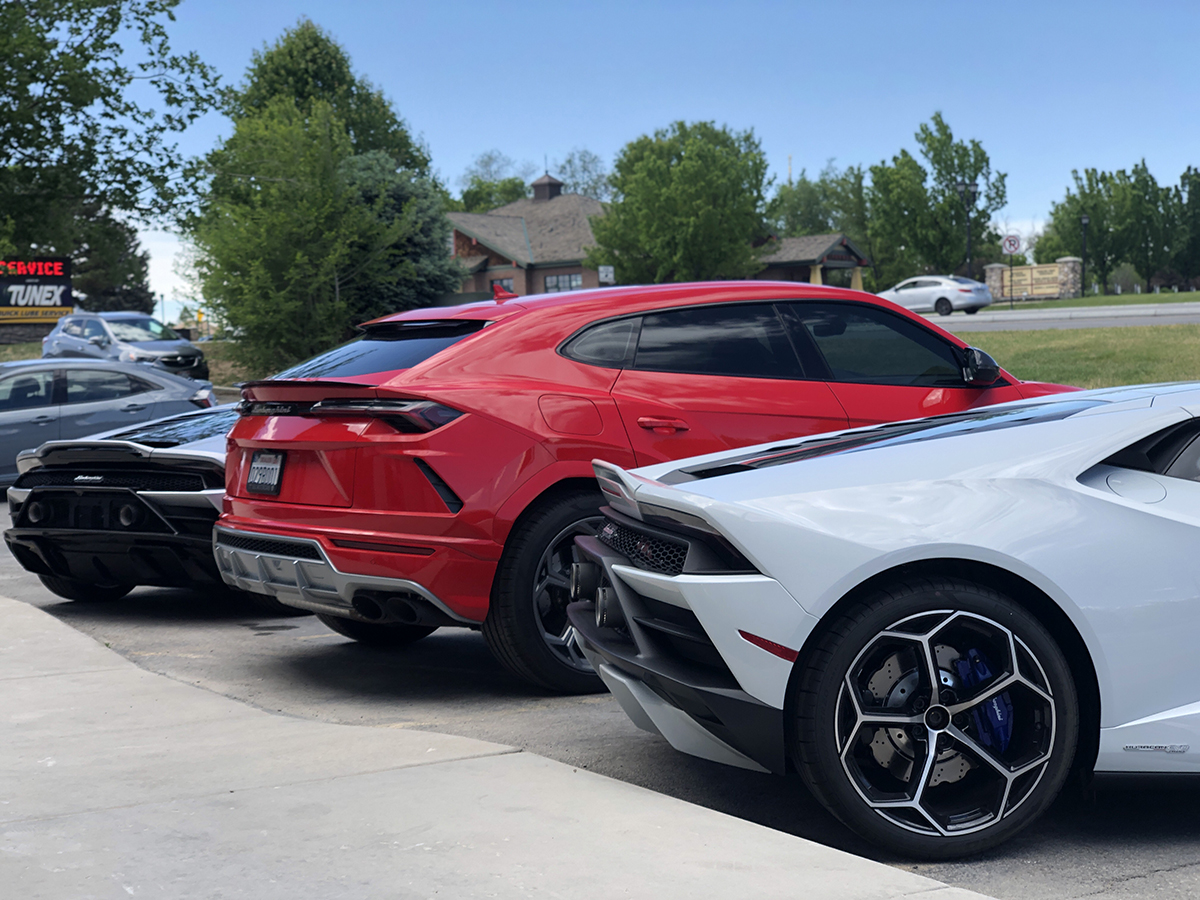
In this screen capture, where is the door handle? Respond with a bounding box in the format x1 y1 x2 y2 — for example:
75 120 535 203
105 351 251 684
121 404 147 413
637 416 689 435
31 415 55 425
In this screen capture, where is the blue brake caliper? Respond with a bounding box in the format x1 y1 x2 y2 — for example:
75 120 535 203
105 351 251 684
953 649 1013 753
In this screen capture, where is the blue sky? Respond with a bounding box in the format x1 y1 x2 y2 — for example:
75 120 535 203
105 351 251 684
146 0 1200 318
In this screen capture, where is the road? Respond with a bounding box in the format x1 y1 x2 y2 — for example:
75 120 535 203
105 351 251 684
931 301 1200 332
6 552 1200 899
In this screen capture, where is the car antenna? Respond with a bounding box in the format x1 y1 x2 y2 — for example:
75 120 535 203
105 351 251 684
492 284 520 303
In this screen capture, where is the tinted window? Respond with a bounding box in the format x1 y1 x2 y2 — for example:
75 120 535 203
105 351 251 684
633 304 803 379
64 369 147 404
782 302 964 386
106 317 180 342
0 370 54 410
109 407 239 447
273 321 487 380
561 318 641 367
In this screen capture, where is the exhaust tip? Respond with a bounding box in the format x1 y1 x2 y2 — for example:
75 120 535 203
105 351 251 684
351 595 385 621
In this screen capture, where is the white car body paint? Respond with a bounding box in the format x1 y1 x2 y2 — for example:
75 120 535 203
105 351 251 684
591 383 1200 775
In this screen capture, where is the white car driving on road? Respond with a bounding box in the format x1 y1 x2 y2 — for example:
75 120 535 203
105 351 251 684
878 275 993 316
569 383 1200 857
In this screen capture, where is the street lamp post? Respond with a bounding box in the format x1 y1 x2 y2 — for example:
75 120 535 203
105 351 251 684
1080 214 1090 297
955 181 978 280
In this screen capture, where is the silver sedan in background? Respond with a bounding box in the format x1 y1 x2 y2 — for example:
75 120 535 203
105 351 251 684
0 359 216 486
878 275 994 316
42 311 209 380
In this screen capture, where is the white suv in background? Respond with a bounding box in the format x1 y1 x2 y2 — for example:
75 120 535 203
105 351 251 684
877 275 993 316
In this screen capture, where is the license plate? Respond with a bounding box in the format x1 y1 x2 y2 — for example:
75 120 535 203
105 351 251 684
247 450 285 495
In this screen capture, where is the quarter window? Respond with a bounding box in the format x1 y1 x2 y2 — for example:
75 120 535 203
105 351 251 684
633 304 803 379
781 302 964 386
561 318 641 367
61 318 84 337
545 273 583 292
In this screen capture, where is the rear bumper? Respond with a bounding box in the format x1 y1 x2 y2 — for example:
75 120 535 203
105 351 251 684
6 528 222 587
212 524 477 624
568 533 806 775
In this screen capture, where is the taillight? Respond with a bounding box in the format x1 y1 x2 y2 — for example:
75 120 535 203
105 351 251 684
958 288 973 293
308 398 463 433
189 388 216 408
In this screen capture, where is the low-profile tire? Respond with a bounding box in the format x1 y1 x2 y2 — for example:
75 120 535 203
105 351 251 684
38 574 132 603
315 613 436 647
482 488 606 693
934 298 953 316
792 577 1078 859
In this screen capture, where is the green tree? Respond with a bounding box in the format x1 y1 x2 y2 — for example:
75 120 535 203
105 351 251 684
555 148 611 200
585 121 770 283
190 99 405 376
1036 169 1121 291
0 0 220 245
1111 161 1180 288
868 113 1006 286
766 167 835 236
459 176 529 212
1176 167 1200 285
73 210 156 313
232 19 428 171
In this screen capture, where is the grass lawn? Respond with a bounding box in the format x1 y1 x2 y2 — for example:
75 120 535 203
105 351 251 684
0 341 42 362
971 324 1200 389
986 291 1200 311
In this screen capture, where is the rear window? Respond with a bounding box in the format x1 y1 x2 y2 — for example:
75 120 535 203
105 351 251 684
108 407 239 447
272 321 487 380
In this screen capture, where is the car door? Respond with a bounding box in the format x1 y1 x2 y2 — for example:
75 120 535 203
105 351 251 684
78 319 113 359
609 302 849 466
887 279 925 311
0 368 59 484
779 301 1024 426
59 368 162 439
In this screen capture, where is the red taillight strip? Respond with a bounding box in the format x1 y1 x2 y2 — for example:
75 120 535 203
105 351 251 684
331 539 435 556
738 629 798 662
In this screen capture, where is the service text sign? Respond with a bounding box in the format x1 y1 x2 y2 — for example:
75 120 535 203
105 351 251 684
0 258 73 322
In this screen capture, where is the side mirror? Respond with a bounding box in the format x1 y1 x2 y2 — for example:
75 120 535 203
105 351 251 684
962 347 1001 386
87 335 108 346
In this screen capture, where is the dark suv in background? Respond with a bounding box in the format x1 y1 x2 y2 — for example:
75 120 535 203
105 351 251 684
43 312 209 380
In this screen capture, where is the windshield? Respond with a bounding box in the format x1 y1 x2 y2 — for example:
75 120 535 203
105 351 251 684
272 320 487 379
106 317 181 343
667 399 1107 482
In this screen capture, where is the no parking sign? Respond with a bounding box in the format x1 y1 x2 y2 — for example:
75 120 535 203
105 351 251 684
1002 235 1021 255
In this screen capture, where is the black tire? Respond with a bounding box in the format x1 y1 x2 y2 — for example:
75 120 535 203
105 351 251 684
964 307 979 315
245 593 313 617
482 488 606 693
38 574 132 603
934 298 953 316
792 577 1077 859
315 613 436 647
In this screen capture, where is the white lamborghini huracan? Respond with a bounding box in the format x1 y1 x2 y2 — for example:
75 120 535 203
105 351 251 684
567 383 1200 858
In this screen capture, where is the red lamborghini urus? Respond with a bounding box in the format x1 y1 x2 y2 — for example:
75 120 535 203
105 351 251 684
214 282 1073 692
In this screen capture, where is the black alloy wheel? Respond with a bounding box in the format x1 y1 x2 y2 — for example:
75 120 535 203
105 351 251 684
315 614 436 647
483 489 606 693
935 298 954 316
793 577 1078 858
38 574 132 602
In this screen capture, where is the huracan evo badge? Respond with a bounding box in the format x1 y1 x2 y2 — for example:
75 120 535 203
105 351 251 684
73 475 104 483
1123 744 1190 753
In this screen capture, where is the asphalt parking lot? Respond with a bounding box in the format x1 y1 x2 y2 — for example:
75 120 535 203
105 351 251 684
6 552 1200 899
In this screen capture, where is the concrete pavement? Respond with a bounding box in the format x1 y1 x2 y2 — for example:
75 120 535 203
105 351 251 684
0 593 991 899
930 301 1200 332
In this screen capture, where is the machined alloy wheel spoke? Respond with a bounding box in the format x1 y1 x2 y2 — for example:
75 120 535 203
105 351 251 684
533 515 603 673
947 670 1051 717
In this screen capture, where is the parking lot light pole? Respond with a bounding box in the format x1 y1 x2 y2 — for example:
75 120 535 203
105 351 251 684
955 181 978 280
1081 214 1090 297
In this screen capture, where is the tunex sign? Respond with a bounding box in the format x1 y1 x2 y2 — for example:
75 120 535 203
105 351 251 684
0 257 73 322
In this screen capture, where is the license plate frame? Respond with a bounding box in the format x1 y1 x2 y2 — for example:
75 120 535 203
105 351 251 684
246 450 285 495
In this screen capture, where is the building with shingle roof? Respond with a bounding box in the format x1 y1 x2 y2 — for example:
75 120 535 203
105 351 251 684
755 234 871 289
448 175 606 296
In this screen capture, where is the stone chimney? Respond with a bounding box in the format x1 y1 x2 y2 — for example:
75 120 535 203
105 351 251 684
531 173 563 201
